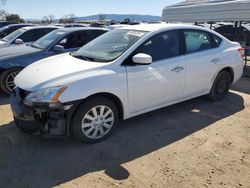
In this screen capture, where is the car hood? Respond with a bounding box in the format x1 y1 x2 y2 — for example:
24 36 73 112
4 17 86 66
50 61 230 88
15 53 107 91
0 44 40 60
0 40 8 48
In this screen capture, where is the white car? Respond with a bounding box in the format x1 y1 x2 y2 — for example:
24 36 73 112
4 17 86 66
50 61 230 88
0 26 58 48
10 24 244 143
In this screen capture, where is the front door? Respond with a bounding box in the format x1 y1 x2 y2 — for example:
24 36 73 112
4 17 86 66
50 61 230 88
125 30 186 114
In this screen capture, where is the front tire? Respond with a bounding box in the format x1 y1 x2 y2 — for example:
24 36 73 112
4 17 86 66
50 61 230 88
208 71 232 101
0 68 22 95
71 96 119 144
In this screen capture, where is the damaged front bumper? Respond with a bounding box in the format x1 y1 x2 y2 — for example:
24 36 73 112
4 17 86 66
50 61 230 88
10 88 75 137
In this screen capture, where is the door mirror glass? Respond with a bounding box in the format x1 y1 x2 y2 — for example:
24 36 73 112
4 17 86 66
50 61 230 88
53 45 65 53
132 53 152 65
15 38 24 44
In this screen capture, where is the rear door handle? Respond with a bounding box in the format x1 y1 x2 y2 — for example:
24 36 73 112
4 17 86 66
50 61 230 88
211 58 220 64
171 66 184 73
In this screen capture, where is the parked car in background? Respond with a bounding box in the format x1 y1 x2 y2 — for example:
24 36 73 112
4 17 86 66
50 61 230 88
0 27 108 94
0 21 17 28
63 23 90 28
0 24 35 38
10 24 244 143
215 24 250 46
0 25 59 49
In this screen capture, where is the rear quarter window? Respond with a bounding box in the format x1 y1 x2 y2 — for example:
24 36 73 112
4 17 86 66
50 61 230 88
212 34 222 47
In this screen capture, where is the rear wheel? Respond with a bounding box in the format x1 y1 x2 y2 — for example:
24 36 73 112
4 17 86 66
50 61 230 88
71 96 119 144
0 68 22 95
208 71 232 101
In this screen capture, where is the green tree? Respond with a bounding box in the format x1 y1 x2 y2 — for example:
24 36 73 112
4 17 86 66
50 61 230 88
5 14 24 23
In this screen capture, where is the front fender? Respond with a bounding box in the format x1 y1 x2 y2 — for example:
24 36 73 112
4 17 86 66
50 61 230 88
0 53 47 69
59 68 129 119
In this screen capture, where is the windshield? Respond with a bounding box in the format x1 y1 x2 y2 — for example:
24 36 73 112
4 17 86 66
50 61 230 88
31 30 65 49
2 28 25 42
71 29 148 62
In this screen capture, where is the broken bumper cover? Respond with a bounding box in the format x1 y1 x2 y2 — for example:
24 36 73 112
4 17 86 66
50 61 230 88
10 89 71 137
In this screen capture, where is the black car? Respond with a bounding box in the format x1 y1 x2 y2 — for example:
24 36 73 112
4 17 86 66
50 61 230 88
0 24 35 38
215 24 250 46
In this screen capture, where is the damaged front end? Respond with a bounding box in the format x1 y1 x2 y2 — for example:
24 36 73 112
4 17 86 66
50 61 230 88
10 88 74 137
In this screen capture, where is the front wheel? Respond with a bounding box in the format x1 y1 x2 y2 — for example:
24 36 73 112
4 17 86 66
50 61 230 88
208 71 232 101
71 96 119 144
0 68 22 95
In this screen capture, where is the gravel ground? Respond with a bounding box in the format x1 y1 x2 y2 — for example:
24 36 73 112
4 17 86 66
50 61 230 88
0 77 249 188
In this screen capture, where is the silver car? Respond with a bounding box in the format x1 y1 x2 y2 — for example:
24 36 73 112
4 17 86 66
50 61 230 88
0 25 59 48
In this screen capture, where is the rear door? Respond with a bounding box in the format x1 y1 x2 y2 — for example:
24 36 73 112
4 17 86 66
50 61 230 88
183 29 222 98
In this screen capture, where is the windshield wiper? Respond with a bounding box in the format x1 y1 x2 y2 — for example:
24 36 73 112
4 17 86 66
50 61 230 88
70 53 94 62
30 44 42 49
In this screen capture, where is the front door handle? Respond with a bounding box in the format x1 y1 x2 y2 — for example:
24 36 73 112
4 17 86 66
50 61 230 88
211 58 220 64
171 66 184 73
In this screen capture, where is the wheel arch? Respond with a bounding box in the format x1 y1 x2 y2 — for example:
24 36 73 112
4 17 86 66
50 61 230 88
66 92 125 136
219 67 234 83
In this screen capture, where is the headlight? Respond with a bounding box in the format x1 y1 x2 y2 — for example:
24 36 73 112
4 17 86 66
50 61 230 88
24 86 67 107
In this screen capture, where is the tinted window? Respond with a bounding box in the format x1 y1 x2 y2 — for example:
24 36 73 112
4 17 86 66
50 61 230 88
134 30 180 62
87 30 107 41
0 27 17 38
184 30 212 54
215 25 234 41
213 34 222 47
18 29 44 42
57 31 89 49
19 28 55 42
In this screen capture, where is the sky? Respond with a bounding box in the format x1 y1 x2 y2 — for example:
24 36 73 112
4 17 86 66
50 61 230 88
0 0 182 19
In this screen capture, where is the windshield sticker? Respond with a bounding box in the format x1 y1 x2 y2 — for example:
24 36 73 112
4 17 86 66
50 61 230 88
127 31 145 37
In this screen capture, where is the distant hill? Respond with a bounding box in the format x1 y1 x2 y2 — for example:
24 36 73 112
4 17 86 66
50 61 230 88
75 14 161 22
25 14 161 23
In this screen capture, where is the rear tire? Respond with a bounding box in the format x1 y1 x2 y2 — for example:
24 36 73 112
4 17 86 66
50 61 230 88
0 68 22 95
208 71 232 101
71 96 119 144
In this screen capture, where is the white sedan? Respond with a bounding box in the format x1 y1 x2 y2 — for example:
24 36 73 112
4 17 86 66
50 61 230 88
11 24 244 143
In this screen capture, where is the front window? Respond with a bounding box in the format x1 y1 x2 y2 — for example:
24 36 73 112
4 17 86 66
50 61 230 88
32 30 65 49
71 29 148 62
2 28 26 42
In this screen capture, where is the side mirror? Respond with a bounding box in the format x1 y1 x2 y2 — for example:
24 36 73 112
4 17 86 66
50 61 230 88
15 39 24 45
53 45 65 53
132 53 152 65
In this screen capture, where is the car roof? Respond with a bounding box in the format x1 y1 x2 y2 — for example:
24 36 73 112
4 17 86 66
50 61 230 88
21 25 60 31
118 23 214 32
3 23 35 28
57 27 109 32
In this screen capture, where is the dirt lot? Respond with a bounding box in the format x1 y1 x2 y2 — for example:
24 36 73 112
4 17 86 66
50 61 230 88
0 77 249 188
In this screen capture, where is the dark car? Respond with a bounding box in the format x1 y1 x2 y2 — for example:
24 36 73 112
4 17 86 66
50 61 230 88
0 24 35 38
0 27 108 94
0 21 17 28
215 24 250 46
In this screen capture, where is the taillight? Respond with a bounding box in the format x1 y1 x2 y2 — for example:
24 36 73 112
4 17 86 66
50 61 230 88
238 48 245 58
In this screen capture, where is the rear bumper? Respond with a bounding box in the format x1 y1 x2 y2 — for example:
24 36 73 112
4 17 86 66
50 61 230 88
10 89 70 137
